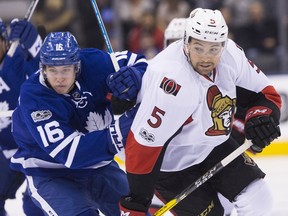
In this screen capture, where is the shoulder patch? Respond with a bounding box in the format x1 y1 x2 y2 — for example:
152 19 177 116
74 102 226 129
160 77 181 96
31 110 52 122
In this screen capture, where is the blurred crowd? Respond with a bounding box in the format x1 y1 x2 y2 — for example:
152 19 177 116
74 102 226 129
1 0 287 73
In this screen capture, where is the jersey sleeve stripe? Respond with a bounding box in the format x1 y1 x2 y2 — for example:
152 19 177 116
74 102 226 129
262 86 282 110
127 53 137 66
65 135 81 167
126 131 163 174
49 131 79 157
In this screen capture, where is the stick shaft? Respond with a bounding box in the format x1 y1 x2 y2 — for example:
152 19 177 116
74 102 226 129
7 0 39 57
90 0 120 71
154 141 252 216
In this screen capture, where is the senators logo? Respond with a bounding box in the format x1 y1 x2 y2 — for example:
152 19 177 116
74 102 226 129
242 152 256 166
205 86 236 136
160 77 181 96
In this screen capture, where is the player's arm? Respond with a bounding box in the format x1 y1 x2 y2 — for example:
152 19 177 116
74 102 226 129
18 98 138 169
233 42 282 152
120 69 197 215
106 51 148 100
238 85 281 153
8 19 42 61
120 126 183 215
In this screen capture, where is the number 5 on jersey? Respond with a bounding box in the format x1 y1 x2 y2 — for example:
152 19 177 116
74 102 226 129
147 106 166 128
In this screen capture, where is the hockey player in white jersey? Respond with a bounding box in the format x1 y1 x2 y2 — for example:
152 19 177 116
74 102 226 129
10 31 147 216
163 17 236 216
120 8 281 216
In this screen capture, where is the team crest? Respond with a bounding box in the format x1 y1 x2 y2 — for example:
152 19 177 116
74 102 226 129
205 85 236 136
0 101 11 131
85 108 113 132
71 91 92 108
242 152 256 166
160 77 181 96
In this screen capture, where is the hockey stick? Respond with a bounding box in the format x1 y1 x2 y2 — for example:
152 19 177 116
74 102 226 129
7 0 39 57
90 0 120 72
153 141 253 216
0 110 13 117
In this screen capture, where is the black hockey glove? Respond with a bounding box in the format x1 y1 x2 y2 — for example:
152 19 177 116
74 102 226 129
244 106 280 153
119 195 151 216
111 96 136 115
107 103 139 154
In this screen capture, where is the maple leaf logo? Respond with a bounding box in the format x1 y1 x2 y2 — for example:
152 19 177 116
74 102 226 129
0 101 12 132
85 109 113 132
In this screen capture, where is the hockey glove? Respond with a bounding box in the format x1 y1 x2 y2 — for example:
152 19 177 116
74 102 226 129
107 104 140 154
9 19 42 58
111 96 136 115
120 196 151 216
244 106 280 153
106 66 142 100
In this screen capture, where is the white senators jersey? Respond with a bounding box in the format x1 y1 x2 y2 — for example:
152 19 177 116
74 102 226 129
125 39 279 173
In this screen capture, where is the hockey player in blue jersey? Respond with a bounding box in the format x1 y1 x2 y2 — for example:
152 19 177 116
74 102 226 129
0 18 43 216
10 31 147 216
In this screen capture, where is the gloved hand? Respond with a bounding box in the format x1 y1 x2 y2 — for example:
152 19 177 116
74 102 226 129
244 106 280 153
120 196 151 216
106 66 142 100
107 103 140 154
111 96 136 115
9 19 42 58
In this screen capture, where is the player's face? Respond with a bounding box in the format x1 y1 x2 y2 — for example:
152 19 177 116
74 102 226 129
45 65 76 94
187 39 223 76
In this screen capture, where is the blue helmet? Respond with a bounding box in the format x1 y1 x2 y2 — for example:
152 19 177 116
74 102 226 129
0 18 8 40
40 32 81 74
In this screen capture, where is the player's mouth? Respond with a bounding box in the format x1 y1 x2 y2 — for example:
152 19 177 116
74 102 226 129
199 63 212 68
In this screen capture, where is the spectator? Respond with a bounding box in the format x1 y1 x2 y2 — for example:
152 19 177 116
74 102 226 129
235 1 279 72
32 0 75 33
156 0 191 31
224 0 255 28
127 11 164 58
117 0 155 50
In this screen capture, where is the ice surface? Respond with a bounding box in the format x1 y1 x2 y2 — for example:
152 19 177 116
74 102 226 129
5 156 288 215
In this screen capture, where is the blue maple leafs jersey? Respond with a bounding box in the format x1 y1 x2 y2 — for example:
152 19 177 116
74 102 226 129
0 47 39 154
10 48 147 177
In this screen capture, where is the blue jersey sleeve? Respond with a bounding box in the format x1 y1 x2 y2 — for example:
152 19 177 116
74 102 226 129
115 50 148 75
80 48 147 79
0 48 40 151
